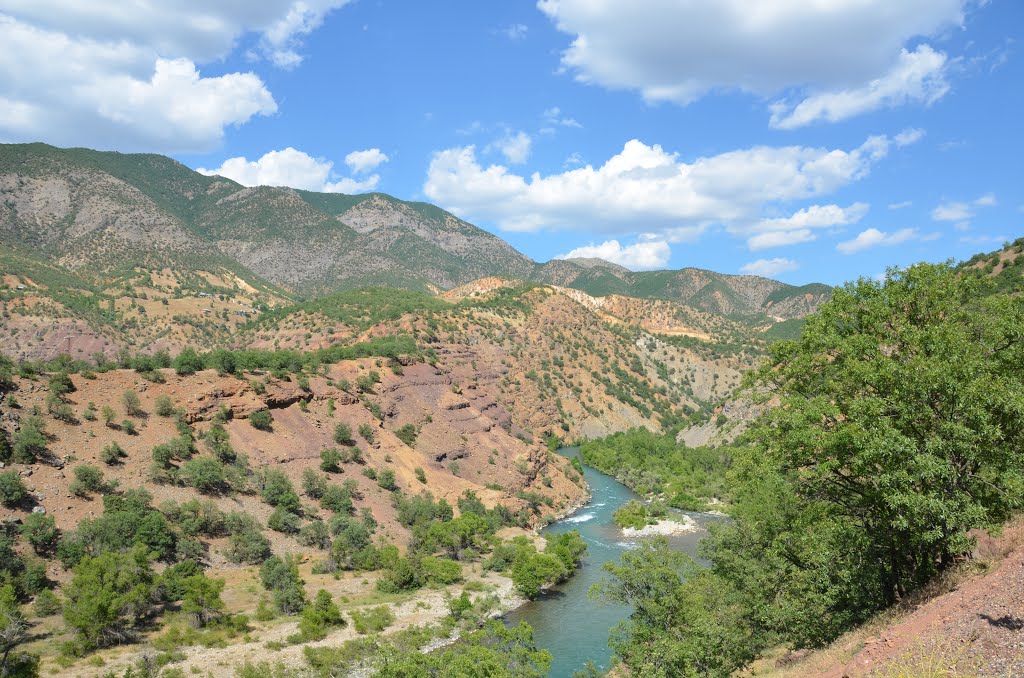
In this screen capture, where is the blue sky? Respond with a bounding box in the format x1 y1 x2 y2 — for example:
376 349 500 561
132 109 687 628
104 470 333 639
0 1 1021 285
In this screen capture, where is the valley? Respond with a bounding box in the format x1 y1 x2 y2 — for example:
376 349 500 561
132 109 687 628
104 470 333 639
1 142 1023 678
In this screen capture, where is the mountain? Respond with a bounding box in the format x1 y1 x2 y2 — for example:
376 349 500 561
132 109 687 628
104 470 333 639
0 143 535 295
533 258 832 320
0 143 828 320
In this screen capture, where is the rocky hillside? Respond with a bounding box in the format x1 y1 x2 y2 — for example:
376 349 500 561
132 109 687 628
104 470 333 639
0 143 535 295
534 257 831 320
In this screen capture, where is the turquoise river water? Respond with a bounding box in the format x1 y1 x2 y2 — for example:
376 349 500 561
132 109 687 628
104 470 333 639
503 447 719 677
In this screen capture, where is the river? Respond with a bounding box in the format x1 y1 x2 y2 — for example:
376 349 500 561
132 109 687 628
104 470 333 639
503 447 721 677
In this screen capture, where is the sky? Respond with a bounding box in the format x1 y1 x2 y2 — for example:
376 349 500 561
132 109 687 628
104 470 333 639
0 0 1021 285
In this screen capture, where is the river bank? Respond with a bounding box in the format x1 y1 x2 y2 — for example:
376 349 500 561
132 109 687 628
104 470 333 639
505 447 723 677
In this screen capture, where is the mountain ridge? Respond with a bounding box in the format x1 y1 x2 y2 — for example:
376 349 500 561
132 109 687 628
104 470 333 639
0 142 829 320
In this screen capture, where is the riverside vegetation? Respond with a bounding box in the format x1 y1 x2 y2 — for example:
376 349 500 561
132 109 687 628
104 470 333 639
592 261 1024 677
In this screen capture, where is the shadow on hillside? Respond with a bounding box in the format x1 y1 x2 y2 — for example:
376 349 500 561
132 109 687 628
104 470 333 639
979 613 1024 631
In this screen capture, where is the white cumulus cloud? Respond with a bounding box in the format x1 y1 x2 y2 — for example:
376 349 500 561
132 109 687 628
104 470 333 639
198 148 380 193
344 148 389 174
931 193 996 227
836 228 919 254
538 0 966 125
740 258 799 277
555 239 670 271
0 2 348 151
770 47 950 129
931 201 973 222
424 134 908 239
490 131 533 165
747 202 869 250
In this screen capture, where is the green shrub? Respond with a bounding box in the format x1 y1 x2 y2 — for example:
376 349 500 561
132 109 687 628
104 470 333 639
100 442 127 465
62 546 155 650
350 606 394 634
296 590 344 642
302 469 327 499
320 448 342 472
224 514 271 565
154 395 175 417
21 513 58 554
249 410 272 431
69 464 109 497
394 424 417 447
9 416 47 463
33 588 63 617
261 470 300 511
333 423 353 446
297 520 331 550
376 469 397 492
122 390 143 416
181 457 227 494
173 348 203 376
414 467 426 484
0 471 28 507
268 507 301 534
358 424 375 443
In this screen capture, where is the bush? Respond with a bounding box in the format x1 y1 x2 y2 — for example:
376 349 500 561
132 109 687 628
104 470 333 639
21 513 58 554
100 442 127 465
302 469 327 499
320 484 354 514
63 546 155 649
121 419 137 436
350 606 394 634
181 457 227 494
181 574 226 628
422 557 462 587
268 507 301 534
333 423 353 446
358 424 375 443
9 417 47 463
319 448 342 472
69 464 109 497
394 424 417 447
376 469 397 492
261 470 300 511
296 590 344 642
414 467 427 484
260 556 306 615
48 372 75 397
297 520 331 550
249 410 273 431
511 553 566 600
154 395 176 417
33 588 62 617
224 513 271 565
173 348 204 376
122 390 143 416
0 471 28 507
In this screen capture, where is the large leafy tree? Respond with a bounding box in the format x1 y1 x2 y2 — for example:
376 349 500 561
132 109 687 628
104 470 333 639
62 546 155 649
752 262 1024 600
599 263 1024 673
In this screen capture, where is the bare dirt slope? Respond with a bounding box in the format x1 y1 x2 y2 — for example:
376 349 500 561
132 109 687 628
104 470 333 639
753 524 1024 677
